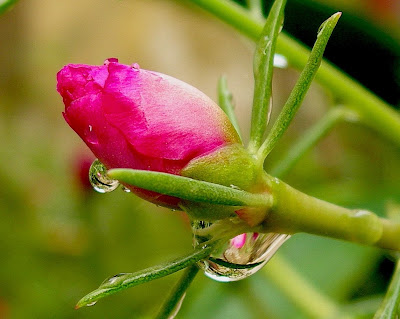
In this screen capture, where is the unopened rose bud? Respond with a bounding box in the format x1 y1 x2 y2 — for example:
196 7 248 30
57 58 248 211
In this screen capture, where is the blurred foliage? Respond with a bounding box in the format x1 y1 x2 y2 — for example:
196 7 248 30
0 0 400 318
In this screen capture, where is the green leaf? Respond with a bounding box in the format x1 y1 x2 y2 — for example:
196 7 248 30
257 12 341 162
218 75 242 141
75 244 216 309
248 0 287 153
374 259 400 318
108 169 272 207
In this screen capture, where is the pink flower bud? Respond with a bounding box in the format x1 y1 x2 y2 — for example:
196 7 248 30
57 58 240 208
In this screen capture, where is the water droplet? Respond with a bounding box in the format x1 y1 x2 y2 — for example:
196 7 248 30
89 159 119 193
101 273 128 285
229 184 241 190
131 63 140 70
192 221 290 282
273 53 288 69
86 301 97 307
121 186 131 193
104 58 119 65
84 125 98 145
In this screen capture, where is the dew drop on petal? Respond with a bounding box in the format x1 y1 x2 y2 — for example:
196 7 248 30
104 58 119 65
89 159 119 193
84 125 99 145
192 221 290 282
131 63 140 70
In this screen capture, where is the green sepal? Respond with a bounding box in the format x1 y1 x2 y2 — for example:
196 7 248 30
108 168 271 208
181 144 260 191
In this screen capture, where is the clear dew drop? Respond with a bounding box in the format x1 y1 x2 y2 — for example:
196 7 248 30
192 221 290 282
131 63 140 70
86 301 97 307
89 159 120 193
101 273 128 285
121 186 131 193
84 125 99 145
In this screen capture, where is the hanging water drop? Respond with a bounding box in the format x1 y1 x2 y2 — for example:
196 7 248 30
192 220 290 282
89 159 120 193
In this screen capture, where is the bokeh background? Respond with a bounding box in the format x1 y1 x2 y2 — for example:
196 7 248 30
1 0 400 318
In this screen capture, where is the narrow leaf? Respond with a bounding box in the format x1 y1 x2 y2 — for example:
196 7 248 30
75 244 216 309
218 75 242 141
257 12 342 162
374 259 400 318
156 265 199 319
108 169 272 207
248 0 287 152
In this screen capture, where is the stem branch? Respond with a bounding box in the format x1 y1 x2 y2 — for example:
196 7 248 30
156 265 199 319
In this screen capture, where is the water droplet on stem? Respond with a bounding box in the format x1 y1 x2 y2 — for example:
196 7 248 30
192 221 290 282
89 159 119 193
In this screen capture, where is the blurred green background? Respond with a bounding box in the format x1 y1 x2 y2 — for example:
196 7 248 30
1 0 400 318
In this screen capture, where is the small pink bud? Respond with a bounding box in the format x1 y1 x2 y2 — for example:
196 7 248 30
231 233 247 249
57 59 240 209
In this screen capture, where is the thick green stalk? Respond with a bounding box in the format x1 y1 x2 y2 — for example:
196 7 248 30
156 265 199 319
262 174 400 250
186 0 400 148
270 106 357 178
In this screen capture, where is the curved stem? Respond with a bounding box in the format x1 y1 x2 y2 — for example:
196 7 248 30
156 264 199 319
186 0 400 148
264 255 347 319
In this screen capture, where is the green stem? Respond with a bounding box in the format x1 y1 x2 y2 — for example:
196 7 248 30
245 0 263 20
186 0 400 148
0 0 18 15
262 174 400 250
264 255 347 319
257 12 341 163
270 106 357 178
156 264 199 319
373 258 400 318
75 244 215 308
